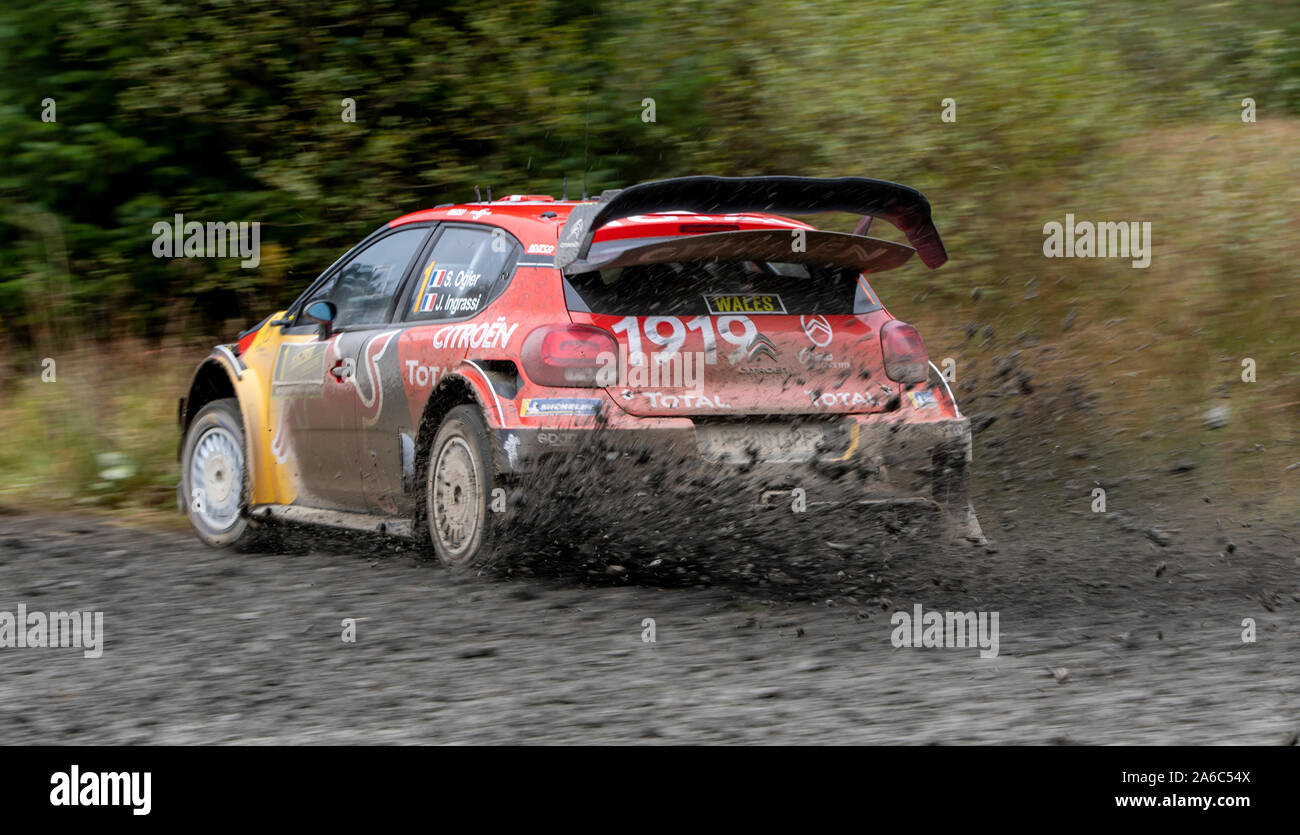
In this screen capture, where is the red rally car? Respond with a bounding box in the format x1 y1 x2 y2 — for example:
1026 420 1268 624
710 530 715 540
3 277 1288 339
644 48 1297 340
177 175 985 568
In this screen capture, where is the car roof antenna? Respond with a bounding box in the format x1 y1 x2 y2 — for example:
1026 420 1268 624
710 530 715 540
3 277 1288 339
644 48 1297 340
487 186 492 202
562 175 567 201
474 186 482 202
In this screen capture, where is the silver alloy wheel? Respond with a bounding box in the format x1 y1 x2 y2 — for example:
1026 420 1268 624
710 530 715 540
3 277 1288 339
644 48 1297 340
430 436 481 561
189 425 244 532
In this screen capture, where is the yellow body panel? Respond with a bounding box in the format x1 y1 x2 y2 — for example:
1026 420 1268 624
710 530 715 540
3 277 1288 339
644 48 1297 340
230 312 313 506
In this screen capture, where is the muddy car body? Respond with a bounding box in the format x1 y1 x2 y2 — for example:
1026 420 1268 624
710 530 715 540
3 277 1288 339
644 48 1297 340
178 175 985 566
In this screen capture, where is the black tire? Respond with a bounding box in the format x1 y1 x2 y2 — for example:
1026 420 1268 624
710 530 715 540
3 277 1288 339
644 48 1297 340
180 397 273 550
424 404 500 569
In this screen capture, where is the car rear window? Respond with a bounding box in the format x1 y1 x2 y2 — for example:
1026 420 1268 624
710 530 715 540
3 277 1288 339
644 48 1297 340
564 260 882 316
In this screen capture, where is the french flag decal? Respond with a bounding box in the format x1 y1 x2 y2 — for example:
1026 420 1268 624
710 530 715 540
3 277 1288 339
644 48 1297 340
412 264 446 313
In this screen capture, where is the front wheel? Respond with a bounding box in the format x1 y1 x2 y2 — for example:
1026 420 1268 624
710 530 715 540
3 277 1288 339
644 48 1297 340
425 404 500 569
181 397 263 548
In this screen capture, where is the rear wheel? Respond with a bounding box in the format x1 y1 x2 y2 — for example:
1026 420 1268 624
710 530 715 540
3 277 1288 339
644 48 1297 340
425 405 500 569
181 397 267 549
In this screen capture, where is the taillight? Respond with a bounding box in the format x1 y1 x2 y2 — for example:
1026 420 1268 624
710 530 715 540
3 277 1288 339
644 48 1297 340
521 324 618 387
880 320 930 384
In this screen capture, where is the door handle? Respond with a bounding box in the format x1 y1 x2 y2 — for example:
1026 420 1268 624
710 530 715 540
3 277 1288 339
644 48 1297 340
330 359 354 380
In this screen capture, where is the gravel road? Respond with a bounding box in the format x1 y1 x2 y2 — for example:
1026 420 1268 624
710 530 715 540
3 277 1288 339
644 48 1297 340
2 488 1296 744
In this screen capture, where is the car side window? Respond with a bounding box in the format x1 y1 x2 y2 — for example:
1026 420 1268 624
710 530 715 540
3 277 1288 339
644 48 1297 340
405 226 518 322
307 227 429 328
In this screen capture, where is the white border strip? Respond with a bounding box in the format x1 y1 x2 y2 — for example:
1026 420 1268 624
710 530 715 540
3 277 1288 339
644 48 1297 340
929 360 960 418
460 360 505 425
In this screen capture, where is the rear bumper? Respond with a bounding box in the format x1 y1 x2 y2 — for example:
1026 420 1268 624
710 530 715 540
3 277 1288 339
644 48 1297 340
495 413 973 507
491 412 984 543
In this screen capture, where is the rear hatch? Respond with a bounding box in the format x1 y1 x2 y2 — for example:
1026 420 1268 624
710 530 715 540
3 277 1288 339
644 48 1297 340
563 227 913 417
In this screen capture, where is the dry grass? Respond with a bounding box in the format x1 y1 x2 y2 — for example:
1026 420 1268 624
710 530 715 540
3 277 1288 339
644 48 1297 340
2 124 1297 518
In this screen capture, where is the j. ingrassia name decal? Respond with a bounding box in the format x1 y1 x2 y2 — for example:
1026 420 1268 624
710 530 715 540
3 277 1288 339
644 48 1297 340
152 213 261 268
412 261 486 314
0 605 103 658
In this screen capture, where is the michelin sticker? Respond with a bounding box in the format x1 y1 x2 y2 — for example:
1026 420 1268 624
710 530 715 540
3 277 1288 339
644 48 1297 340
519 398 603 417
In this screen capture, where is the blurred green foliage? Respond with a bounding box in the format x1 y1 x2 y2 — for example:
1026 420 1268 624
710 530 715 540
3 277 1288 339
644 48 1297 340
1 0 1297 512
1 0 1296 343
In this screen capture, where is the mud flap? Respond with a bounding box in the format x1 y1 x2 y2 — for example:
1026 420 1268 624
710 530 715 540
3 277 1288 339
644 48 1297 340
931 439 987 544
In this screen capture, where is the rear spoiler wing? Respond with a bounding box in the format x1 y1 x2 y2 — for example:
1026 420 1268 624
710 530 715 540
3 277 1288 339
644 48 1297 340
555 175 948 272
